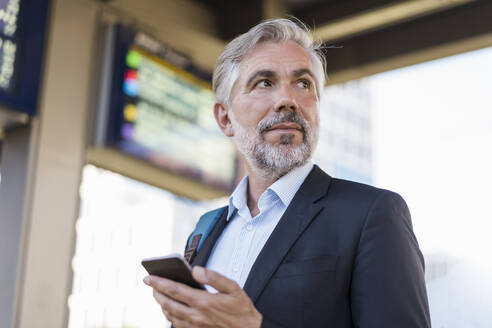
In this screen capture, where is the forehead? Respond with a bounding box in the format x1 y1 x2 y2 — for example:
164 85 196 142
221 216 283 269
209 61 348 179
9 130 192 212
238 41 313 78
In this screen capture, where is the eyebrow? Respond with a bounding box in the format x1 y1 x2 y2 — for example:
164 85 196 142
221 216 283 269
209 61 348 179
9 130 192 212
292 68 316 80
245 69 277 88
244 68 317 90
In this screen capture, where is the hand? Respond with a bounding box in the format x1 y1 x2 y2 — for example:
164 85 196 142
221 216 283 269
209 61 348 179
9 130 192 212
143 266 262 328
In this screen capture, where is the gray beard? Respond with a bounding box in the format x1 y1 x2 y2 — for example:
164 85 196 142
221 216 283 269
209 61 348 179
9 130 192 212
230 111 318 179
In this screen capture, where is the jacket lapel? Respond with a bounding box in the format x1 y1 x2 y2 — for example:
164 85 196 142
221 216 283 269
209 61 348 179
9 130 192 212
191 208 229 267
243 165 332 303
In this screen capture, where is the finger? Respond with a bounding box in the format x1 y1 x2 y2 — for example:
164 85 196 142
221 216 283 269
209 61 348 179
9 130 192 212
162 301 211 328
145 275 206 305
152 289 191 321
170 316 194 328
192 266 239 294
162 307 170 319
161 308 177 325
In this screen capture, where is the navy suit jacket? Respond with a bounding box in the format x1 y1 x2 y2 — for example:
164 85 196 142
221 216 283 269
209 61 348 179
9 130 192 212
190 165 431 327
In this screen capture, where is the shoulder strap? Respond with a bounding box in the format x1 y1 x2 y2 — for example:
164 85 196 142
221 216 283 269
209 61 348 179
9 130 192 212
186 206 228 253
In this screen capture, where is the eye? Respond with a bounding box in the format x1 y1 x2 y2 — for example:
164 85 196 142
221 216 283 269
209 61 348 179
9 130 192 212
296 79 311 89
255 79 272 88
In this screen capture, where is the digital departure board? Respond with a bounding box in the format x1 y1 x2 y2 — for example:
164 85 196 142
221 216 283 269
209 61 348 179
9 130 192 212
104 25 236 191
0 0 20 93
0 0 50 116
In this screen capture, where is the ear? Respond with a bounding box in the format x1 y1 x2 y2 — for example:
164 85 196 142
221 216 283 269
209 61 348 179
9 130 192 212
214 102 234 137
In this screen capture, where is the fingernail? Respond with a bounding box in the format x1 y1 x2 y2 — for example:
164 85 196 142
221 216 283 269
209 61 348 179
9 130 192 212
143 276 151 285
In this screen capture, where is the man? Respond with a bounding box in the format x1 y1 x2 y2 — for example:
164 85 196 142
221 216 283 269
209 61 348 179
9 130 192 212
144 18 431 328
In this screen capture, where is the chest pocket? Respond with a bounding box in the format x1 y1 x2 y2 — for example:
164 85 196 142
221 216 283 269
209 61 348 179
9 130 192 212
274 255 338 278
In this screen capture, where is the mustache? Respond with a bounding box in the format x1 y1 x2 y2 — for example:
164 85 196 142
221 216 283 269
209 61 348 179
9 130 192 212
257 112 308 135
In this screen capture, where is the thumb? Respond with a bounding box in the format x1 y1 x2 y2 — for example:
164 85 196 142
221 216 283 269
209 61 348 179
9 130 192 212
192 266 239 294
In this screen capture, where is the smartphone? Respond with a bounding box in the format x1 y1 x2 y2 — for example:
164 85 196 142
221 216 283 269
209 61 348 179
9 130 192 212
141 254 205 290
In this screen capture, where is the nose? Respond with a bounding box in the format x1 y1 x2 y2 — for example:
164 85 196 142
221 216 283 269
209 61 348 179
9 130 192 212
274 84 298 112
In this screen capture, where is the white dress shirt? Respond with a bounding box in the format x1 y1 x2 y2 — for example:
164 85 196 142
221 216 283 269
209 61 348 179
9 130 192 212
205 162 314 292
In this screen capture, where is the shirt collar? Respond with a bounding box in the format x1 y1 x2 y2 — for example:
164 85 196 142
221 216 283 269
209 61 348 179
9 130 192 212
268 161 314 206
227 174 249 221
226 161 314 221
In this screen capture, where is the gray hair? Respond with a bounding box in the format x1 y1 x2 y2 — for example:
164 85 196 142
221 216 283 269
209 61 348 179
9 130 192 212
212 18 326 105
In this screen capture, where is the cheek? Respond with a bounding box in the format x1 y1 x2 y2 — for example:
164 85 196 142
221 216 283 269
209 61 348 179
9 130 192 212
247 92 276 109
299 96 319 123
238 97 272 123
297 91 318 105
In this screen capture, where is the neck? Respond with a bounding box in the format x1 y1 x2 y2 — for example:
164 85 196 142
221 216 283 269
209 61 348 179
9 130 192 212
245 164 280 217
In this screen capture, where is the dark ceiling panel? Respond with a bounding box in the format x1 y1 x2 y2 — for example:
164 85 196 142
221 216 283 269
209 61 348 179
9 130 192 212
191 0 490 80
293 0 402 27
195 0 405 38
322 0 492 77
194 0 263 40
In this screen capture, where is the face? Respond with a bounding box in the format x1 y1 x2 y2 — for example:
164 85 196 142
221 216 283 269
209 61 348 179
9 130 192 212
214 41 320 178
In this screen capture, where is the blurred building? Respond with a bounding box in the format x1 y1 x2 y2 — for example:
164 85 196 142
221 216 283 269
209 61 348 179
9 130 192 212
314 79 373 185
68 166 225 328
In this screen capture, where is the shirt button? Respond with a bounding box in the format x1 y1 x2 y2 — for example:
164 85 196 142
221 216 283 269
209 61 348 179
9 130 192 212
246 224 253 231
233 266 239 272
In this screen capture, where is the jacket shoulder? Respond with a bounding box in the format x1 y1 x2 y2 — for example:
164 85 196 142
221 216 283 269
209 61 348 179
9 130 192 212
329 176 403 203
316 172 408 227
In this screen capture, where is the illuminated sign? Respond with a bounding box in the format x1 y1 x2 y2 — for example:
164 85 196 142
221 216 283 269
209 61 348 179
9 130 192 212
0 0 18 93
0 0 50 116
105 25 236 191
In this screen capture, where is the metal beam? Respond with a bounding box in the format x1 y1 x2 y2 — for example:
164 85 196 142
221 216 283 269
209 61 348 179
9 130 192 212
312 0 473 42
0 109 29 134
0 124 36 328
